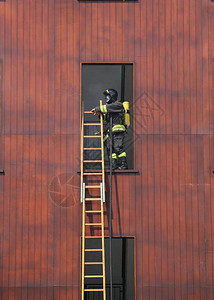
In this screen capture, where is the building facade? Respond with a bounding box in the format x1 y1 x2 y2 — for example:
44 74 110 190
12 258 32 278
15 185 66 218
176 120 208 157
0 0 214 299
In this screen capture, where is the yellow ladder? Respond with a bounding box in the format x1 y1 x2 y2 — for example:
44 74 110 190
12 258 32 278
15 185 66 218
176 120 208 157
81 101 106 300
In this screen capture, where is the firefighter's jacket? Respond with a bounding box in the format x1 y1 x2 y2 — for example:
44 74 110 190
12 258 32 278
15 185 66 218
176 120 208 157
95 101 126 135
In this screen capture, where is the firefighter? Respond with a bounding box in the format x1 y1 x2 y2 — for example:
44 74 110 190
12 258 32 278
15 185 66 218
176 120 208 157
91 89 128 170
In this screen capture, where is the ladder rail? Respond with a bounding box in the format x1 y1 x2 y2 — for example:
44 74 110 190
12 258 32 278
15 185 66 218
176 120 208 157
81 204 86 300
100 100 106 300
81 101 106 300
81 103 85 300
101 204 106 300
81 103 84 194
100 100 105 187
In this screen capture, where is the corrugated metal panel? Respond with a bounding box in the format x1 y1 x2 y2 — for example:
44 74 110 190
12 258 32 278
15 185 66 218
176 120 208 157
0 0 213 299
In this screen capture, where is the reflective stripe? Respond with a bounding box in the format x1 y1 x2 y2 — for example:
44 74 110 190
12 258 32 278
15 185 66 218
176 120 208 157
100 105 107 113
103 134 109 142
106 89 109 93
118 152 126 158
112 153 117 159
112 124 125 132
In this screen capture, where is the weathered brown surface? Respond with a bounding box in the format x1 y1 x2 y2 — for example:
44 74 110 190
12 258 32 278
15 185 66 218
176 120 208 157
0 0 214 299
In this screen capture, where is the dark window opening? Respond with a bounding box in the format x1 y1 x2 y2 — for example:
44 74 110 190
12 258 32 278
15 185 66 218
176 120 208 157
81 63 134 170
83 237 135 300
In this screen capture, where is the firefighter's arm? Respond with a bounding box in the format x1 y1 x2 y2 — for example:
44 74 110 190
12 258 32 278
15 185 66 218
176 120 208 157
91 104 107 115
91 102 121 114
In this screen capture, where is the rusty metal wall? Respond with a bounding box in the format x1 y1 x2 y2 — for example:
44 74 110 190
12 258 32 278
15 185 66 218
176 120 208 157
0 0 214 299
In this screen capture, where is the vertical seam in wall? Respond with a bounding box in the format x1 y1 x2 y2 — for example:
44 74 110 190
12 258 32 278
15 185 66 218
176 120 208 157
208 1 214 291
47 0 50 293
53 0 56 291
66 0 68 288
28 0 30 294
41 0 44 291
14 0 18 286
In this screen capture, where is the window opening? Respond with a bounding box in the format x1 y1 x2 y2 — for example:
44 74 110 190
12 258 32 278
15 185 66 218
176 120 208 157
83 237 135 300
81 63 133 170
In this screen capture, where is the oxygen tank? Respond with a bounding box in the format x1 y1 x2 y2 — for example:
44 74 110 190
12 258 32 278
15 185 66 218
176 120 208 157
123 101 130 127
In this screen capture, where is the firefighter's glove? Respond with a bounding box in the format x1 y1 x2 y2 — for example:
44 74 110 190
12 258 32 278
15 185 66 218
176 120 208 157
91 108 100 116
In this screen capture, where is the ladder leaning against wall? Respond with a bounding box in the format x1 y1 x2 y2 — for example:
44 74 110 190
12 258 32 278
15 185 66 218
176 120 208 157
80 101 106 300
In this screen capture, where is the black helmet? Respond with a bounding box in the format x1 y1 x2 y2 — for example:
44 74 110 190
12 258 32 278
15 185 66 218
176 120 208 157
103 89 118 104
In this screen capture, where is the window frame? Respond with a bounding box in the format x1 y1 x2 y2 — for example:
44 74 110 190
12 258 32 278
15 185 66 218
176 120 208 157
80 62 136 171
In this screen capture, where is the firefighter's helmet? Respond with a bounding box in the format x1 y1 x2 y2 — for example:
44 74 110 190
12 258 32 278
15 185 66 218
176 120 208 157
103 89 118 104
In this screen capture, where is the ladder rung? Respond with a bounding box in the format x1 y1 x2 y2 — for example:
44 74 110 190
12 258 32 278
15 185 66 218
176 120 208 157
85 198 101 201
86 186 100 188
85 249 102 252
86 210 101 213
84 111 93 114
85 262 103 265
84 275 103 278
85 223 102 226
84 148 102 150
84 289 104 292
85 236 102 239
83 173 102 175
84 160 102 162
84 135 101 138
84 123 101 126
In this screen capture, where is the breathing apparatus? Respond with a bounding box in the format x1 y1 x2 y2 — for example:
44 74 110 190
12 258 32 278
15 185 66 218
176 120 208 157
123 101 130 127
